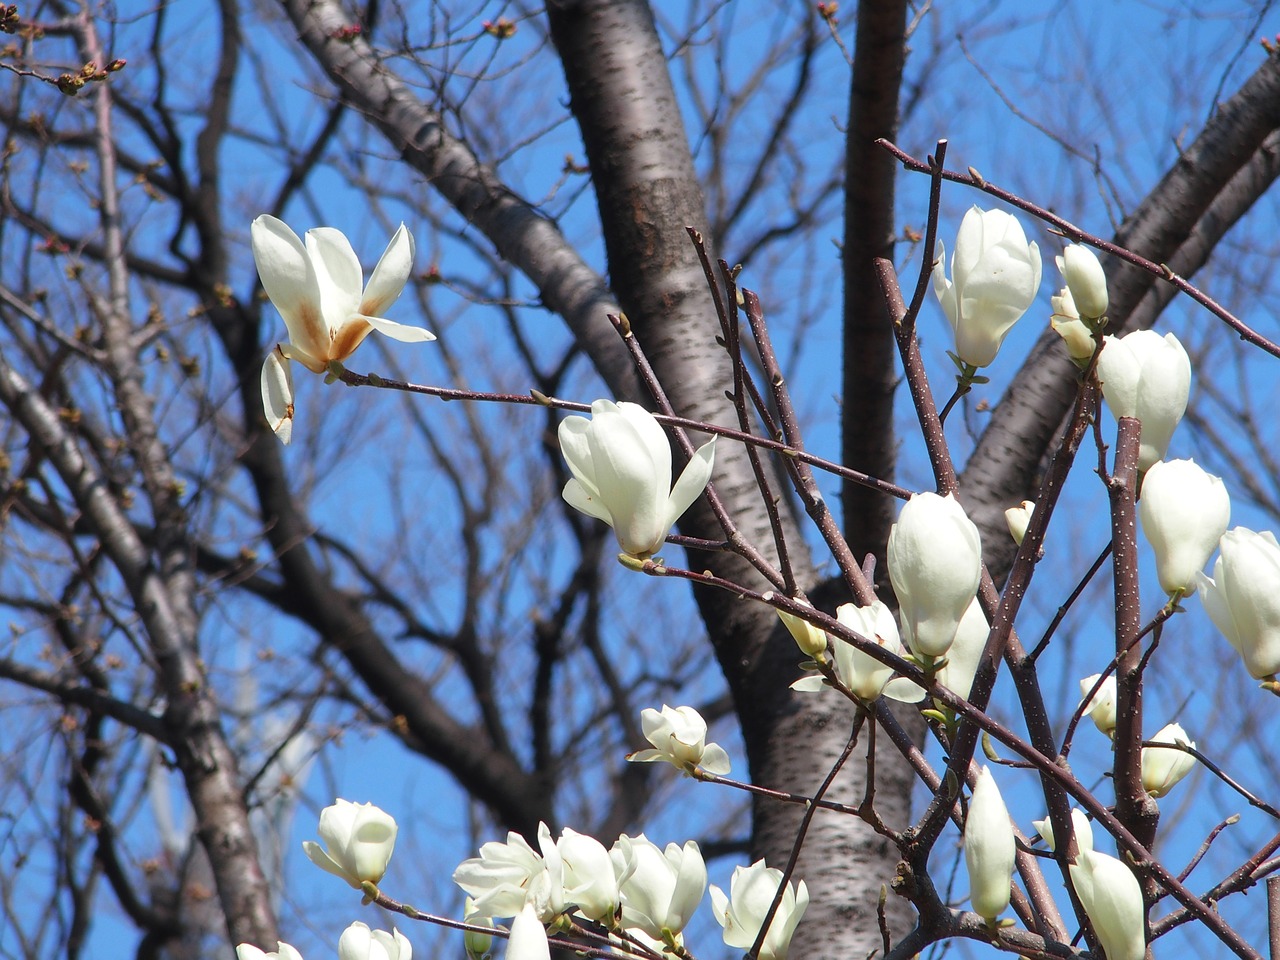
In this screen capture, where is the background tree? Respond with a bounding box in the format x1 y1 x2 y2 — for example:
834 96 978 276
1 1 1279 959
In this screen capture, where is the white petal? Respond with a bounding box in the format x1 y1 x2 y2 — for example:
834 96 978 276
261 347 295 445
881 677 927 703
508 905 550 960
698 742 731 776
557 416 601 500
251 216 325 356
307 227 364 326
664 436 716 529
360 313 437 343
562 479 614 525
362 223 416 317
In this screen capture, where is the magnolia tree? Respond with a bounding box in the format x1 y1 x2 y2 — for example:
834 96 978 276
3 3 1280 960
231 181 1280 960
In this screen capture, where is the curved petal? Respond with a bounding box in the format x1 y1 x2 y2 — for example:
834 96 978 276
508 905 550 960
303 840 357 887
307 227 363 330
698 743 731 776
881 677 927 703
261 347 295 445
360 313 437 343
251 216 325 356
951 206 986 287
562 479 614 525
931 240 958 332
557 416 601 500
664 436 716 529
362 223 416 318
1095 334 1144 420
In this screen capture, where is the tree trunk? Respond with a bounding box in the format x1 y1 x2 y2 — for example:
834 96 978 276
545 1 912 954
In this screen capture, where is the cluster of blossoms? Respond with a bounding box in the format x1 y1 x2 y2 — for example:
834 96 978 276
452 818 805 960
247 209 1278 960
240 794 806 960
924 206 1280 688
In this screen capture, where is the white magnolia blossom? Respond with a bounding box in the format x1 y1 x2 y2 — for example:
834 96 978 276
887 492 983 659
337 923 411 960
774 597 829 658
610 834 706 941
251 215 435 444
1095 329 1191 471
453 829 549 919
557 828 619 922
1079 674 1118 739
709 860 808 960
932 205 1042 368
1196 527 1280 682
1069 850 1146 960
791 599 903 702
628 705 730 776
1050 286 1097 363
1141 722 1197 799
963 766 1016 921
558 400 716 559
1032 808 1094 855
1058 244 1108 321
1139 458 1230 597
236 943 305 960
302 799 397 889
506 905 550 960
1005 500 1035 546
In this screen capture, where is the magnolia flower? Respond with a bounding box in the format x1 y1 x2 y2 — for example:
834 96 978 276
791 599 903 702
774 597 829 658
1058 244 1108 321
1050 286 1097 363
627 705 730 776
1138 458 1229 596
558 400 716 559
932 205 1042 368
302 799 397 889
251 216 435 444
963 767 1015 921
1032 807 1094 855
1095 329 1191 471
454 829 548 919
611 834 706 940
1005 500 1035 545
1079 674 1117 739
1069 850 1146 960
887 492 983 659
1196 527 1280 682
507 905 550 960
337 922 411 960
236 944 305 960
557 828 619 922
1141 722 1196 799
709 860 808 960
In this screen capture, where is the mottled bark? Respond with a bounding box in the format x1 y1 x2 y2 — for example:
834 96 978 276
963 50 1280 581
